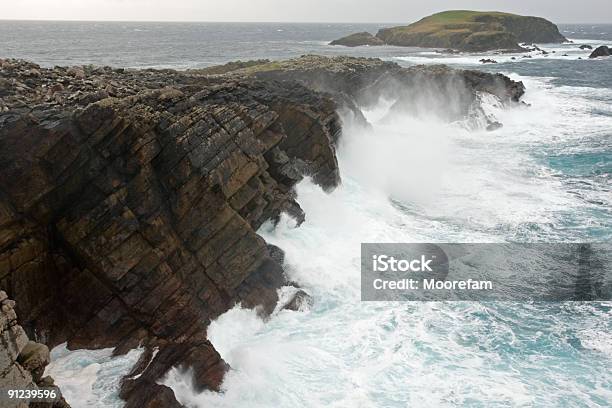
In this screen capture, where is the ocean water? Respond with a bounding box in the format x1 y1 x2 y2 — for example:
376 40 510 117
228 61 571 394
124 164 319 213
2 21 610 407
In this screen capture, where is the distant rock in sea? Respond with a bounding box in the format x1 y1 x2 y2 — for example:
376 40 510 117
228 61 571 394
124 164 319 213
329 32 384 47
579 44 593 50
331 10 567 52
589 45 611 58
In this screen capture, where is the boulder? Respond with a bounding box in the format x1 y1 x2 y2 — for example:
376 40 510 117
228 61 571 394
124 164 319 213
479 58 498 64
0 295 70 407
17 341 50 382
282 290 313 311
579 44 593 49
589 46 611 58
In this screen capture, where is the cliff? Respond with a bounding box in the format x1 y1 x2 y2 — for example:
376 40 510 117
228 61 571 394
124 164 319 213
332 10 567 51
0 56 524 406
0 291 70 408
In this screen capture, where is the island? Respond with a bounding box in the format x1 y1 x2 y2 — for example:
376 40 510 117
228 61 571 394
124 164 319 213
329 32 384 47
331 10 567 51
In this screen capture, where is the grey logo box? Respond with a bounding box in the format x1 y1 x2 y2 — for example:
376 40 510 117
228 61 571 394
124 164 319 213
361 243 612 301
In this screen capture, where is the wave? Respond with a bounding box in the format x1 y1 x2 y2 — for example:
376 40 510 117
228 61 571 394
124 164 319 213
44 344 143 408
392 41 605 66
42 69 611 408
163 74 611 406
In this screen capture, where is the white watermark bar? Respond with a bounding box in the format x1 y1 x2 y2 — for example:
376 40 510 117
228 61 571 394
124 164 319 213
361 243 612 301
0 387 63 404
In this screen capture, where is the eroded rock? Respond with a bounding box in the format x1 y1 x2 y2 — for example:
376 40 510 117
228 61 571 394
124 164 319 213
0 56 525 407
589 46 611 58
282 289 313 312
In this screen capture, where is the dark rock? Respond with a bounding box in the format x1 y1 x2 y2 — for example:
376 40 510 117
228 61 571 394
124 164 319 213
329 32 384 47
589 46 611 58
282 289 313 311
0 58 341 407
0 55 525 407
267 244 286 265
479 58 498 64
579 44 593 49
486 121 503 131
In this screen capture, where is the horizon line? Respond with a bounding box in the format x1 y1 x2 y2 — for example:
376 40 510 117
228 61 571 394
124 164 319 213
1 18 608 25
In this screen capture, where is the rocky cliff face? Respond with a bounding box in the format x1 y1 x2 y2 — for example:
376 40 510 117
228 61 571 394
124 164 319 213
214 56 524 128
0 291 70 408
0 56 524 407
0 58 340 407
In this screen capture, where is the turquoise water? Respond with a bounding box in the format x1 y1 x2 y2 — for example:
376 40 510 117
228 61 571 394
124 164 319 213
165 71 611 407
5 21 607 407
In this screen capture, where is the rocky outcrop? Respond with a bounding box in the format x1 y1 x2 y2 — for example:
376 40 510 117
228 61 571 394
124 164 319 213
194 55 524 126
0 58 340 407
589 46 611 58
0 55 524 407
0 292 69 408
332 10 566 52
329 32 384 47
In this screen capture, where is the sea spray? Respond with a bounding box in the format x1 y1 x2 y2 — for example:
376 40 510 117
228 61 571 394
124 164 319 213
162 76 610 406
44 344 143 408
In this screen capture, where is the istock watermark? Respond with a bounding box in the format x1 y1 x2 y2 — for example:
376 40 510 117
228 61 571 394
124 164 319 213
361 243 612 301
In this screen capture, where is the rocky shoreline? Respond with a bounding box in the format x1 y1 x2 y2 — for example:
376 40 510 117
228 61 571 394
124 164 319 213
0 55 524 407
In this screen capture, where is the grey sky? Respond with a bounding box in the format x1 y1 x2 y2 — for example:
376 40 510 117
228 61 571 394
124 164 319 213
3 0 611 23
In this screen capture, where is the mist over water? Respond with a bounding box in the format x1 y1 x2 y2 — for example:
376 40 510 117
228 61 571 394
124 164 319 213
161 74 612 407
14 21 609 407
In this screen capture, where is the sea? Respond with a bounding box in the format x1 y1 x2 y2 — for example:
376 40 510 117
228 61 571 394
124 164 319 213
1 21 610 407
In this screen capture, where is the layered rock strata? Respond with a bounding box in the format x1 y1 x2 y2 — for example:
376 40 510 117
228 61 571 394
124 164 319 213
0 56 524 406
201 55 525 127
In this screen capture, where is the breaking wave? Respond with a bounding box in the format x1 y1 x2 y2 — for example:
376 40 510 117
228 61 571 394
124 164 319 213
161 74 612 407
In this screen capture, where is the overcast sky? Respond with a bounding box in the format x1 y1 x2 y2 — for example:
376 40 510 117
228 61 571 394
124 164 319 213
3 0 611 23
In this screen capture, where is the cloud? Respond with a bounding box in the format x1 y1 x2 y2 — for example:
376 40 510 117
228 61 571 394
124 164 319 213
2 0 611 23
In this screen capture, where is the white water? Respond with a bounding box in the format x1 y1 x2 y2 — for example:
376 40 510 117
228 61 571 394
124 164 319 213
44 74 611 408
45 344 143 407
392 40 608 66
159 76 612 407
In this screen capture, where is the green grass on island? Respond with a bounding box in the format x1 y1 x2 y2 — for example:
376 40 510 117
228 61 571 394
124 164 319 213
333 10 567 51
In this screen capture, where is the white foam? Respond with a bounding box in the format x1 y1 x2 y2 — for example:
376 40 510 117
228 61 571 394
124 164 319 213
392 40 600 66
163 74 610 406
45 344 143 408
